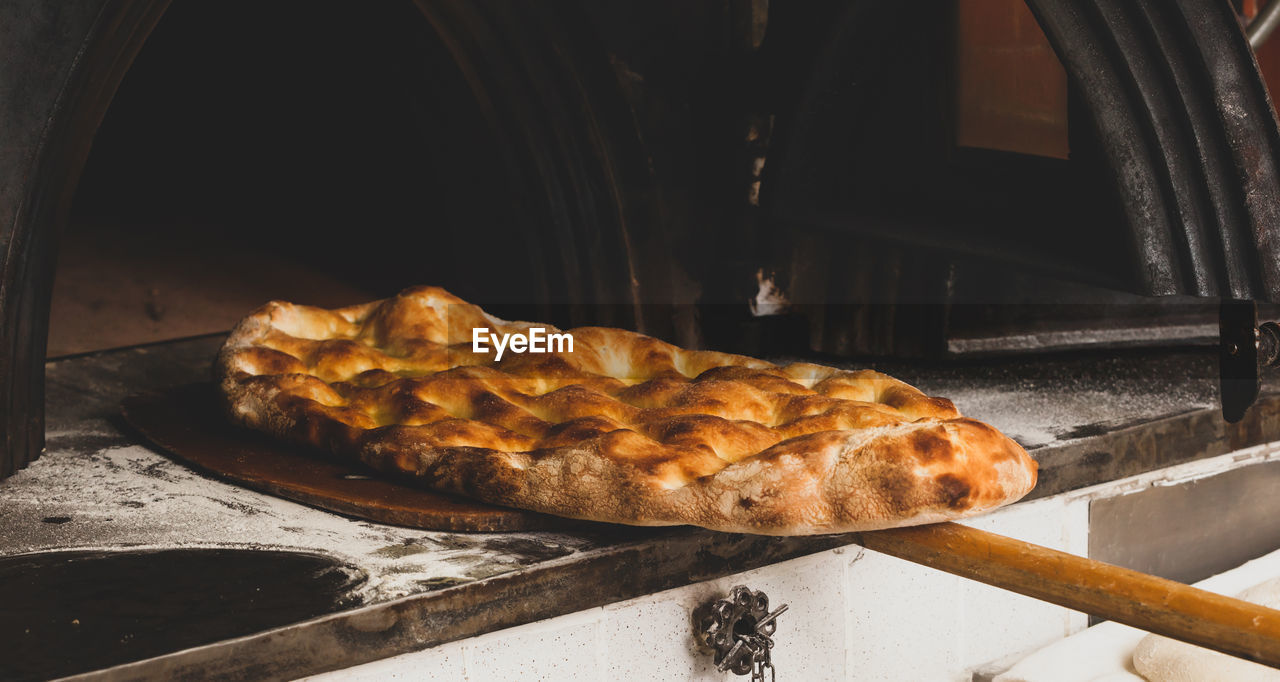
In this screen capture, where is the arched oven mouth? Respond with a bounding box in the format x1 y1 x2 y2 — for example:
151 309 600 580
5 0 1280 477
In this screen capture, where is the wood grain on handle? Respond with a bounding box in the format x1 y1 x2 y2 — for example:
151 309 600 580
857 522 1280 669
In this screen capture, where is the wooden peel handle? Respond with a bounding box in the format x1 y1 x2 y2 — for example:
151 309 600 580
856 522 1280 668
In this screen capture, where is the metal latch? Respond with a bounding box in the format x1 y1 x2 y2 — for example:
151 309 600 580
1219 300 1280 422
695 585 789 681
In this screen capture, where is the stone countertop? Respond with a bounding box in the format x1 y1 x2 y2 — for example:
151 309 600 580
1 337 1277 679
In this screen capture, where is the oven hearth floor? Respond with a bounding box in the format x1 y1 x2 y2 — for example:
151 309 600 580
1 337 1277 679
46 218 377 358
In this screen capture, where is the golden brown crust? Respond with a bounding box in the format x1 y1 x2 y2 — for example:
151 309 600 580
216 286 1037 534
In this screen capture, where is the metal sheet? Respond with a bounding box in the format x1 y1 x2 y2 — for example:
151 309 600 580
1090 460 1280 586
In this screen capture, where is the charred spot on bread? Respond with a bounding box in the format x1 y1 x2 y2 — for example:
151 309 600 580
909 428 955 464
934 473 973 510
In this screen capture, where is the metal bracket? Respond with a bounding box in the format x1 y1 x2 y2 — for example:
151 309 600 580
1219 300 1280 422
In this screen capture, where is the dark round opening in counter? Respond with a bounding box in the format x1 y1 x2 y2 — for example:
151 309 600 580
0 548 366 681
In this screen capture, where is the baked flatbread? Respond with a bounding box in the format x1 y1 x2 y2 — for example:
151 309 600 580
216 286 1036 535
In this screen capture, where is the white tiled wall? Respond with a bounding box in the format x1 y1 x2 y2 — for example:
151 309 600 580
464 611 602 680
303 495 1089 682
957 498 1090 669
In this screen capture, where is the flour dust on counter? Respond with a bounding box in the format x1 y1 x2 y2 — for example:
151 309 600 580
0 434 616 601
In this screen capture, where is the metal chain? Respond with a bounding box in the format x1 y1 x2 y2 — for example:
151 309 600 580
749 642 771 682
723 603 786 679
753 658 776 682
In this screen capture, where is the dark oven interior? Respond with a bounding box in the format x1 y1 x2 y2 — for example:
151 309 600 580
6 0 1280 478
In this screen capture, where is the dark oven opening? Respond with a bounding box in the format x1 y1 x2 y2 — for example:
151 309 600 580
55 0 658 360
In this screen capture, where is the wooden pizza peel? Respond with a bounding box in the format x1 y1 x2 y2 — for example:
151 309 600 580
123 384 1280 667
120 383 580 532
860 523 1280 669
